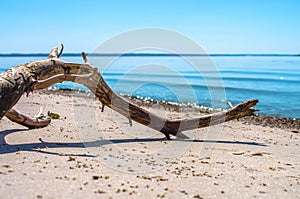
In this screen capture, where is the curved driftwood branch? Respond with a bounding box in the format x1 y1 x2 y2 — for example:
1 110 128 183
0 45 259 139
5 108 51 129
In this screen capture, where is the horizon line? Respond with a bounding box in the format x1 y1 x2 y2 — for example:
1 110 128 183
0 52 299 57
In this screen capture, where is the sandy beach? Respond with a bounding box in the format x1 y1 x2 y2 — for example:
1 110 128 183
0 90 299 198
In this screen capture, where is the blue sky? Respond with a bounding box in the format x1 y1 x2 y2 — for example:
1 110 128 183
0 0 299 53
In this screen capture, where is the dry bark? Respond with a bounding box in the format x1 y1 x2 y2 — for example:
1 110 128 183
0 45 258 139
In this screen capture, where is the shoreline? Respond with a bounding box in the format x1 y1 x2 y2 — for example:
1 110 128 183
42 88 300 132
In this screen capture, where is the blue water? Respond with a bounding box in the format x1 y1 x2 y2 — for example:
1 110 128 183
0 55 299 119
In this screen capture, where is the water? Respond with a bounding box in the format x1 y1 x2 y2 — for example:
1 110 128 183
0 54 299 119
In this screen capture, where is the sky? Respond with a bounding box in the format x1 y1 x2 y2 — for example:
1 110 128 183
0 0 299 54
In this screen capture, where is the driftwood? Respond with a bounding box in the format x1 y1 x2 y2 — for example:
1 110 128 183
0 45 258 139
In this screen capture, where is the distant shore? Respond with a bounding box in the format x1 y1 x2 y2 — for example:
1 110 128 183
0 53 299 57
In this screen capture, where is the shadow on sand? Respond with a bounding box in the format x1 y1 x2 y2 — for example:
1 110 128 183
0 128 267 157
